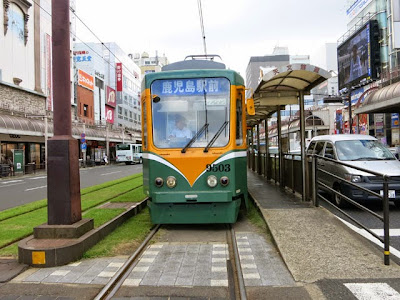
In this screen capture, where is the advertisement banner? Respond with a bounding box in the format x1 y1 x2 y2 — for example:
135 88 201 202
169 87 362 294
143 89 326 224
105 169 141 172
106 86 116 107
78 69 94 90
105 106 115 124
116 63 123 91
392 113 399 128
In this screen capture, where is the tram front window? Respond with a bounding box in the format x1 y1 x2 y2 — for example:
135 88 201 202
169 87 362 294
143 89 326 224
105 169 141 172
151 77 231 149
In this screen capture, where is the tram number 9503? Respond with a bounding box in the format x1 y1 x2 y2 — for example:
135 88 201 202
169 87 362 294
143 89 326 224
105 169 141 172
206 163 231 172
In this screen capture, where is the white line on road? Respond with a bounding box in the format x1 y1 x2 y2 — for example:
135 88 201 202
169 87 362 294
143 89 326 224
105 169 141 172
336 217 400 259
344 283 400 300
1 180 23 184
25 185 47 191
0 182 25 188
101 171 122 176
369 229 400 237
29 176 47 180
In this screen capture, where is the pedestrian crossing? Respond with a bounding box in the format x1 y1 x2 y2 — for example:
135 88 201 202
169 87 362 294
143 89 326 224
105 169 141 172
344 283 400 300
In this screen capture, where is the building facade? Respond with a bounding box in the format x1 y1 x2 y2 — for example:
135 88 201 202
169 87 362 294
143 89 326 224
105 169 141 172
0 0 136 172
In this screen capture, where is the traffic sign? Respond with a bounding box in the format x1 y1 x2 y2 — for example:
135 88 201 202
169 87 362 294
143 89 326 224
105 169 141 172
81 138 86 143
81 133 86 138
81 143 87 150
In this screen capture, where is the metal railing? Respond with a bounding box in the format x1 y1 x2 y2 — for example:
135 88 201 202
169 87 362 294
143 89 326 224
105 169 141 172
310 154 392 265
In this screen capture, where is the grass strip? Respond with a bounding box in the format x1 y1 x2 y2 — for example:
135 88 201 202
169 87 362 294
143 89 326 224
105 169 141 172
0 175 144 254
0 173 143 222
81 177 143 210
83 208 126 228
83 208 152 258
81 173 142 195
111 187 146 203
246 200 268 232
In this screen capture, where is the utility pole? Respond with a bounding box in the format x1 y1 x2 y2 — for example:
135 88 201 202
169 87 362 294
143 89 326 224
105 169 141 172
47 0 82 225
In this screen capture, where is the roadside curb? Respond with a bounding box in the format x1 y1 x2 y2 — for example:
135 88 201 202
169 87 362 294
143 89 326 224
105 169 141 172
18 199 148 268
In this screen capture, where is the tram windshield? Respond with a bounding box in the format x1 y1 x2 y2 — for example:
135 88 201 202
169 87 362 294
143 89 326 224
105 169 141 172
151 77 230 149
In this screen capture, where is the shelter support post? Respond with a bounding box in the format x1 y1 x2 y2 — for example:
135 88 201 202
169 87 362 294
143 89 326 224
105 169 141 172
299 91 307 201
277 106 283 187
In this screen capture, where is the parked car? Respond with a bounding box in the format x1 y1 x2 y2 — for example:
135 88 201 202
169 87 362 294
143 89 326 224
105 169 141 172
306 134 400 208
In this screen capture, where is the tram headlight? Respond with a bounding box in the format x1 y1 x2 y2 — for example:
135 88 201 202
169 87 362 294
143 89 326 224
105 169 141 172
166 176 177 188
220 176 229 187
207 175 218 188
155 177 164 187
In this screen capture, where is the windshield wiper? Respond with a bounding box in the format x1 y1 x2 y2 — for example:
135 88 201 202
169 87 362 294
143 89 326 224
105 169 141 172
204 121 228 153
350 157 380 161
181 123 209 153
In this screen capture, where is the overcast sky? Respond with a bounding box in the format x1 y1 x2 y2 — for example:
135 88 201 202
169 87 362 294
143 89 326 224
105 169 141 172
75 0 350 76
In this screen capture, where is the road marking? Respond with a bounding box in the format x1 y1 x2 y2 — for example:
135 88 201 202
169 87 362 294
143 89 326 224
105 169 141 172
1 180 23 184
344 283 400 300
336 217 400 259
369 229 400 237
25 185 47 191
29 176 47 180
0 182 25 188
101 171 122 176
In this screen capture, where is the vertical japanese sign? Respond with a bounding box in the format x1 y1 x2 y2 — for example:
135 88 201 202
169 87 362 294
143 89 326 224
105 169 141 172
116 63 123 91
46 34 53 111
106 86 116 107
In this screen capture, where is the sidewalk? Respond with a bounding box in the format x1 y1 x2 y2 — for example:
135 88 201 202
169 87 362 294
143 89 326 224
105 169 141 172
247 170 400 283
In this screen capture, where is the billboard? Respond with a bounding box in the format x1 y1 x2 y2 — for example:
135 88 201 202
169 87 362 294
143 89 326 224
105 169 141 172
105 106 115 124
78 69 94 90
337 20 380 90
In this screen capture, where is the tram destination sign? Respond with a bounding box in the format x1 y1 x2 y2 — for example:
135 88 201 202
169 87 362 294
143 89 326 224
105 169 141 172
152 78 230 96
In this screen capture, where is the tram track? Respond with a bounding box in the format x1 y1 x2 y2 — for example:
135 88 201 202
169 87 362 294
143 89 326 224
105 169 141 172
93 223 248 300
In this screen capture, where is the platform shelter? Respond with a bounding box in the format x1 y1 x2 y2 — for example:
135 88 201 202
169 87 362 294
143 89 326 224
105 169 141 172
246 64 331 199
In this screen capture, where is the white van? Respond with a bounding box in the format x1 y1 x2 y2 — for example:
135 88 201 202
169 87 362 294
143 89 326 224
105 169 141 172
307 134 400 207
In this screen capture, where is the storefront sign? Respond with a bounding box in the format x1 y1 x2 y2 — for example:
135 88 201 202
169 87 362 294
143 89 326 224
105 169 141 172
106 86 116 107
105 106 115 124
78 69 94 90
12 149 24 173
116 63 123 91
9 134 20 138
95 71 105 79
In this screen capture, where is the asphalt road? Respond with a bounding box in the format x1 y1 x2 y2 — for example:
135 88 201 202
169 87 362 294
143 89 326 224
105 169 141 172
320 193 400 264
0 163 143 211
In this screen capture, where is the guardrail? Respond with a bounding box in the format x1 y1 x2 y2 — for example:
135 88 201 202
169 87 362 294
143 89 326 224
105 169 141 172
310 154 392 265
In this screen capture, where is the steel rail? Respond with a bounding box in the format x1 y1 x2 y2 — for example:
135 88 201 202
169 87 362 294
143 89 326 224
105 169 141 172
93 224 161 300
229 225 247 300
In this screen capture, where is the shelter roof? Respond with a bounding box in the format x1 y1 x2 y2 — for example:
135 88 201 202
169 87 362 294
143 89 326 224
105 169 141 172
247 64 330 126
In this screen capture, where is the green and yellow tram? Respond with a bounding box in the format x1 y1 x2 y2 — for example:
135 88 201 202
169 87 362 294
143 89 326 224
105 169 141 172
141 57 250 224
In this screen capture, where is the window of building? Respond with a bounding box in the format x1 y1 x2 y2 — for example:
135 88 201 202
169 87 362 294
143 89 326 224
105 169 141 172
118 106 122 114
5 1 31 45
83 104 89 117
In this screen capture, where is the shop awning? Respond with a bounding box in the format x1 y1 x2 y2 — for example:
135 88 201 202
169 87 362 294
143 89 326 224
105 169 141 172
354 81 400 114
0 114 136 143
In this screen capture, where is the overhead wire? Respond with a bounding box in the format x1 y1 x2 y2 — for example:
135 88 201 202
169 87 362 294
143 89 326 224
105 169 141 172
197 0 207 57
31 0 140 80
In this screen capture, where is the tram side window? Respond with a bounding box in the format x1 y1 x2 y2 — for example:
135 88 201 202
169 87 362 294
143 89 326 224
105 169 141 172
236 95 243 146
